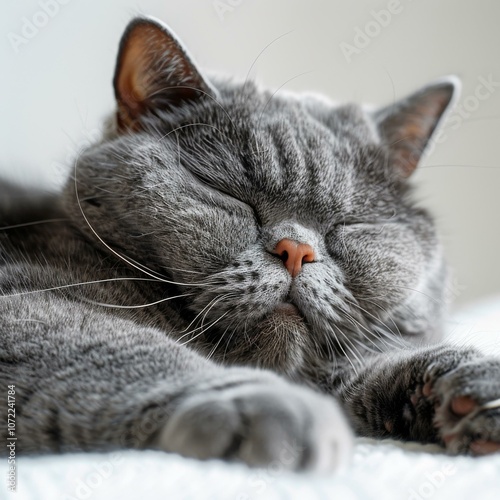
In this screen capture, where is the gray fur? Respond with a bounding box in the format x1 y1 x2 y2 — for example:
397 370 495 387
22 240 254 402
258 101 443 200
1 17 499 469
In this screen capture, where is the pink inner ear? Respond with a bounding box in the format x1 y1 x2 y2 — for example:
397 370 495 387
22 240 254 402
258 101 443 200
115 27 161 128
113 20 213 131
378 84 455 178
117 40 149 113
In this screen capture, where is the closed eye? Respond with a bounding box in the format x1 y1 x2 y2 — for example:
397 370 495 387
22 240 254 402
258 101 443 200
331 210 399 228
186 167 261 223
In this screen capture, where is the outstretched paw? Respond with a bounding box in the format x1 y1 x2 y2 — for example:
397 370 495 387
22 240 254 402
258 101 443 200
157 371 353 471
409 354 500 455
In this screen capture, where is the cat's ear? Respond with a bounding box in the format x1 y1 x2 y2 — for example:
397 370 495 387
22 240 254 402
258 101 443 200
113 16 218 130
374 77 460 177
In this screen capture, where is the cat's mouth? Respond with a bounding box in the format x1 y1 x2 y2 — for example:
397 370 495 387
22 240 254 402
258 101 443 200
271 294 308 325
205 295 308 375
273 301 300 317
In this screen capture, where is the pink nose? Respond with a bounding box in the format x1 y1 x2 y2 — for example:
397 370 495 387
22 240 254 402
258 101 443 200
273 239 316 278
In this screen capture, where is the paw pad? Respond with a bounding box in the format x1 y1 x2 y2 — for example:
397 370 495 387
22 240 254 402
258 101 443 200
469 440 500 456
450 395 476 416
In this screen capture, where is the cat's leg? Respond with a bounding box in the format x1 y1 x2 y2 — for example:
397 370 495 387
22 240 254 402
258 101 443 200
0 311 352 470
336 345 500 454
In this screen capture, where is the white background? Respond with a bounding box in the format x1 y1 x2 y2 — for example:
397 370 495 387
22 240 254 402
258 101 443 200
1 0 499 307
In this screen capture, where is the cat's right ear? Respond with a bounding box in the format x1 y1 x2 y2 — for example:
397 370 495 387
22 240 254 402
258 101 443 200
374 77 460 178
113 16 218 131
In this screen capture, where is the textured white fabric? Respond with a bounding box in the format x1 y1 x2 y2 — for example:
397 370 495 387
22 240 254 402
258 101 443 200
2 297 499 500
2 441 500 500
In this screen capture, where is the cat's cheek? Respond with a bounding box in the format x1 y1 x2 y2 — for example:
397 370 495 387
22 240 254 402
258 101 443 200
326 228 423 303
158 212 259 277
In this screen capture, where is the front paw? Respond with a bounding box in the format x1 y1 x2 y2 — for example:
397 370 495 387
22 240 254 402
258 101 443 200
157 372 353 471
408 350 500 455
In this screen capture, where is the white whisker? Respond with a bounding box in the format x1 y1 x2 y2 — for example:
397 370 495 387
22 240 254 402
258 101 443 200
180 311 230 347
80 292 194 310
0 218 69 231
1 277 160 299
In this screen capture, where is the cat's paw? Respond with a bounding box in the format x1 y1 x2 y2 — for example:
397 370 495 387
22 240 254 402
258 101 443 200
409 351 500 455
157 374 353 471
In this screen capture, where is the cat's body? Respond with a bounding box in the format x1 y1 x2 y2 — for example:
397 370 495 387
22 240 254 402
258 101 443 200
1 17 500 469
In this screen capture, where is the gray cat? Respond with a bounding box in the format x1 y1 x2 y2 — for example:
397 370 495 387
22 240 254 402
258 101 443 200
1 16 499 471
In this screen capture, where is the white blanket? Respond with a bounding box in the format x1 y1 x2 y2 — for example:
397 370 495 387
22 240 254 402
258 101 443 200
2 297 500 500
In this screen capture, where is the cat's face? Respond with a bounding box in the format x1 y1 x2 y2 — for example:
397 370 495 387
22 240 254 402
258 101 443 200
66 17 457 377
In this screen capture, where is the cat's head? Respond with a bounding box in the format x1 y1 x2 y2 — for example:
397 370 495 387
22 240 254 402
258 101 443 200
65 17 458 377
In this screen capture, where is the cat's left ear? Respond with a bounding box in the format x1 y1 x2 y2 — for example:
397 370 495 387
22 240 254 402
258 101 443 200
374 77 460 177
113 16 218 131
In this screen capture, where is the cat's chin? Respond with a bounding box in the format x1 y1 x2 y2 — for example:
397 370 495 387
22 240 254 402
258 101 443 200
221 302 308 375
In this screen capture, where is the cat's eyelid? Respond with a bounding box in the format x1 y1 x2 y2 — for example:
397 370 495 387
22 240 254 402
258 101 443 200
187 168 258 218
334 208 399 227
332 218 399 228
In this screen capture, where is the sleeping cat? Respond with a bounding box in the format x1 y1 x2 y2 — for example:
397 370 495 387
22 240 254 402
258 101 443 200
1 16 500 470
